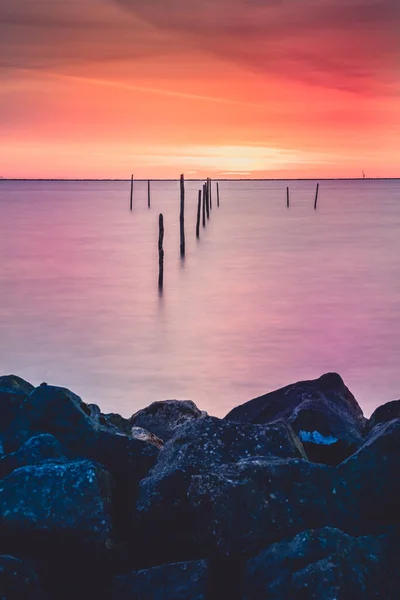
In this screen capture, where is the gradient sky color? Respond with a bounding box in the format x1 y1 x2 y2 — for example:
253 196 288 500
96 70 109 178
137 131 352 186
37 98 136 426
1 0 399 179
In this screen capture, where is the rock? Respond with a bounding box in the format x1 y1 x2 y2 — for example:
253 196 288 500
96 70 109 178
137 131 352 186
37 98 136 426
0 459 122 600
0 374 34 395
0 555 43 599
2 384 99 454
0 376 33 453
112 560 208 600
225 373 366 465
0 434 68 480
0 459 114 549
131 427 164 449
188 457 353 559
103 413 132 434
130 400 207 442
338 418 400 532
1 384 159 537
367 400 400 432
137 417 307 561
244 527 395 600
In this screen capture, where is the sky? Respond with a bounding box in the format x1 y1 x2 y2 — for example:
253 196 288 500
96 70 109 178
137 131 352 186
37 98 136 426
0 0 399 179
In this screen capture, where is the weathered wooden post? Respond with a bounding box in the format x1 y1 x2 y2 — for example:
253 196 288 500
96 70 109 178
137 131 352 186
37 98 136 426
158 213 164 291
196 189 201 238
202 183 206 227
205 179 210 220
180 174 185 257
209 178 212 210
217 182 220 207
287 186 289 208
314 183 319 210
148 180 151 208
130 174 133 211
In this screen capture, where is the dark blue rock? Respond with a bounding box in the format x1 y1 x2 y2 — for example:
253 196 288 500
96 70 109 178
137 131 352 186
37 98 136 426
338 418 400 532
225 373 366 465
137 417 307 562
130 399 207 442
0 434 68 481
112 560 208 600
0 554 43 599
367 400 400 432
244 527 395 599
188 457 354 559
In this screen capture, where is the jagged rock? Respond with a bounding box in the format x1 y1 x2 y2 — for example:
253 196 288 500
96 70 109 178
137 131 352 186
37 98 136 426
101 413 132 435
225 373 366 465
131 427 164 449
1 384 159 536
130 400 206 442
0 375 34 395
0 555 43 599
2 384 99 454
0 460 114 549
112 560 208 600
137 417 307 561
338 418 400 532
0 434 68 480
367 400 400 432
188 457 353 559
0 376 33 453
244 527 395 600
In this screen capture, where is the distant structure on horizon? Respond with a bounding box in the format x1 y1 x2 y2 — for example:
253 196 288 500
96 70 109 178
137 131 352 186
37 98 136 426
362 170 366 178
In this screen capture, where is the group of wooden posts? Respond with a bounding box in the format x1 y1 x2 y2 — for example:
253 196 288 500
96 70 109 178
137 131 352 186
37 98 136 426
129 175 220 292
130 176 320 291
286 182 320 209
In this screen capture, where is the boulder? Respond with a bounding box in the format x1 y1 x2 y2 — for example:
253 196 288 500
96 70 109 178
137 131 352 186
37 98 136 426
130 400 206 442
367 400 400 432
225 373 366 465
0 434 68 480
188 457 353 559
338 418 400 532
137 417 307 561
131 427 164 449
0 374 34 395
0 555 43 599
0 375 33 454
1 384 159 537
0 460 122 600
101 413 132 435
112 560 208 600
2 383 100 454
244 527 395 600
0 459 114 549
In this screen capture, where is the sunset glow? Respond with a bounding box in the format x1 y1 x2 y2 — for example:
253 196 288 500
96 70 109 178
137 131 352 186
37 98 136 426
1 0 399 179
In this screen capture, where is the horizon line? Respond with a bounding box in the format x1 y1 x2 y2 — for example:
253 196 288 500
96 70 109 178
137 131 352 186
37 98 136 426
1 177 399 182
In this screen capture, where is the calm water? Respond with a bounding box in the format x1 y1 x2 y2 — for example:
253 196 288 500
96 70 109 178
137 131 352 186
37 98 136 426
0 179 399 418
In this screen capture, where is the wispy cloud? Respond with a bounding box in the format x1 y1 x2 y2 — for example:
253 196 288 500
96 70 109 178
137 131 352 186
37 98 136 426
114 0 400 94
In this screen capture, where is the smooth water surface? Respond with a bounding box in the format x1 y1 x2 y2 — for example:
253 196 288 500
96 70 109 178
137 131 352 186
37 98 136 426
0 179 399 417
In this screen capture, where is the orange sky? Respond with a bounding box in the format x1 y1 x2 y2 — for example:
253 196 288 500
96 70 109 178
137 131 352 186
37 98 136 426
1 0 399 179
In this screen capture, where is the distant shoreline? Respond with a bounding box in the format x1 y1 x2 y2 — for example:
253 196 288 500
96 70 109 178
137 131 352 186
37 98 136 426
1 177 399 182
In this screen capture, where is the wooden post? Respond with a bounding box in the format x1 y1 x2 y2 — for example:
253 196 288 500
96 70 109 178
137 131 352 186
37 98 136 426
196 190 201 238
130 174 133 211
314 183 319 210
148 180 151 208
286 186 289 208
217 182 220 207
209 178 212 210
202 183 206 227
180 174 185 257
158 213 164 291
205 179 210 220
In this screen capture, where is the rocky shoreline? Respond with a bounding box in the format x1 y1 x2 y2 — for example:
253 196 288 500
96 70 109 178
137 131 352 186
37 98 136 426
0 372 399 599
